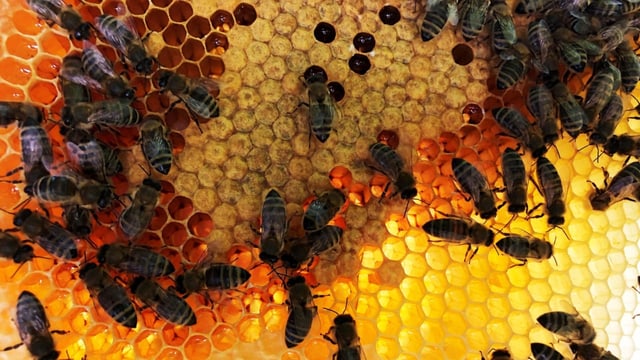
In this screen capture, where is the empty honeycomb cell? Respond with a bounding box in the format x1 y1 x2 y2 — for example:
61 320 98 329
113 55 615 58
210 10 234 32
181 237 206 262
377 288 403 311
162 24 187 47
168 195 194 220
145 9 169 32
157 46 183 68
200 55 226 77
181 39 205 61
168 1 193 22
187 212 213 237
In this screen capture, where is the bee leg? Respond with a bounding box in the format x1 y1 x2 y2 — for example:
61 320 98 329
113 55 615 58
508 259 527 268
464 245 479 263
1 341 24 352
525 203 544 220
322 328 337 345
51 329 70 335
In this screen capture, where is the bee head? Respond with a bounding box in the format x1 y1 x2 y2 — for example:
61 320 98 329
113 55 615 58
136 57 155 75
97 187 115 209
142 178 162 191
602 135 618 156
259 251 279 265
32 344 59 360
13 209 32 227
96 245 110 264
333 314 355 325
13 245 34 263
286 275 306 288
157 70 172 88
78 262 98 279
174 275 187 294
74 23 92 41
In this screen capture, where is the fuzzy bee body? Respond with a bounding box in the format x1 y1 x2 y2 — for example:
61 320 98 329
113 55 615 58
421 0 451 41
369 142 417 200
459 0 489 41
285 276 318 348
97 243 174 277
95 15 155 74
79 263 138 328
131 277 196 326
535 157 565 226
603 135 640 158
118 178 161 239
140 115 172 175
0 231 35 264
62 204 92 237
302 190 345 232
175 263 250 295
20 115 53 173
492 107 546 158
530 342 567 360
259 189 287 264
308 225 344 255
590 161 640 210
81 41 135 100
324 314 362 360
422 216 494 261
489 0 516 53
501 148 527 213
590 93 623 145
13 209 78 260
537 310 596 345
615 41 640 93
527 84 558 145
527 19 553 73
451 157 497 219
26 0 91 40
9 291 63 360
545 74 587 138
495 235 553 262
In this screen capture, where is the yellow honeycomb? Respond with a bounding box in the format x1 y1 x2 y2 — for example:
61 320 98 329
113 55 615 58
0 0 639 359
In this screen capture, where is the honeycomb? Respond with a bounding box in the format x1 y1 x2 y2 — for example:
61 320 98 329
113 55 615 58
0 0 638 359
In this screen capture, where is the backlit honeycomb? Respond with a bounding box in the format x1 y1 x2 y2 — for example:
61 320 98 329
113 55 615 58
0 0 639 359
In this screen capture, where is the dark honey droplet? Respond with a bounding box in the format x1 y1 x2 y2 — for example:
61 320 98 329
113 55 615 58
211 10 234 32
452 44 474 66
349 54 371 75
303 65 328 84
379 5 401 25
353 32 376 53
463 103 484 124
314 22 336 43
327 81 345 102
377 130 399 149
233 3 257 26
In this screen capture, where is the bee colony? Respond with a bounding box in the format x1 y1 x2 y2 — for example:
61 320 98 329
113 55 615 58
0 0 639 358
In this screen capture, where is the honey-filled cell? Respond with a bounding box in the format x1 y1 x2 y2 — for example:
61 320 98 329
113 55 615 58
186 16 211 38
162 24 187 47
145 9 170 32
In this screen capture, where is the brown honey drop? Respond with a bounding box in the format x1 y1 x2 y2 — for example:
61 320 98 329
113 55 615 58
168 1 193 22
188 212 214 237
210 10 235 32
377 129 400 149
462 103 484 124
348 54 371 75
452 44 474 66
353 32 376 53
205 32 230 54
327 81 345 102
186 16 211 38
145 8 169 32
233 3 257 26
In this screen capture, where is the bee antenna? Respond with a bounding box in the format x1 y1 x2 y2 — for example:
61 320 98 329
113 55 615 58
576 142 591 153
323 307 340 316
0 207 16 216
137 163 151 177
10 261 28 279
12 197 32 211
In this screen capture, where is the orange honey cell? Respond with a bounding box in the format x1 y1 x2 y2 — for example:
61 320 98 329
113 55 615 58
187 212 213 237
35 56 61 80
29 81 58 104
135 330 163 358
250 263 274 287
432 175 456 199
219 297 244 324
417 138 440 160
159 180 176 204
12 9 44 36
181 237 207 262
349 182 372 206
163 24 187 47
145 91 171 112
329 165 353 189
439 131 460 153
168 195 194 220
210 10 234 32
151 0 171 7
158 46 184 68
184 335 212 358
157 348 183 360
192 308 218 334
52 263 77 288
458 124 481 147
162 222 189 247
369 173 390 198
226 245 253 268
243 288 270 314
165 107 191 131
39 32 71 57
211 324 237 351
168 1 193 22
200 55 225 77
169 132 185 154
160 327 190 352
137 231 161 248
6 34 38 59
182 39 206 62
186 16 211 38
0 82 25 100
0 57 32 85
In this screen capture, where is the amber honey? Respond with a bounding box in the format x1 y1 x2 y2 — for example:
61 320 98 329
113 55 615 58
0 0 639 359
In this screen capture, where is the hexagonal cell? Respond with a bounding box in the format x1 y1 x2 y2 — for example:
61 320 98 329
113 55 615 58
162 23 187 47
200 56 226 77
146 8 169 32
233 3 257 26
205 32 230 54
181 39 206 61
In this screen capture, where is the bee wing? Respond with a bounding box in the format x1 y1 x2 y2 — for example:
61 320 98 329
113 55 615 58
194 77 221 92
82 41 118 78
27 0 64 23
95 15 138 56
60 65 103 91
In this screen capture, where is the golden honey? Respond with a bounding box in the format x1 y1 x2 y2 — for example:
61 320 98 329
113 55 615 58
0 0 639 359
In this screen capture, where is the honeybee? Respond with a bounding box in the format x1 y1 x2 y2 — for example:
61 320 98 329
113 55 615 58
589 93 623 146
492 107 547 158
368 142 417 200
2 291 68 360
528 19 554 73
302 189 346 232
589 161 640 210
603 134 640 158
62 204 92 237
571 343 620 360
496 45 528 90
0 101 42 127
488 0 516 54
157 70 220 133
584 62 618 128
537 310 596 345
530 342 568 360
420 0 456 42
62 127 106 181
451 157 497 219
62 100 142 128
81 41 135 100
298 74 339 144
79 262 138 328
118 177 161 239
131 277 196 326
514 0 553 14
26 0 91 40
421 216 494 262
30 174 114 209
459 0 490 41
97 243 175 277
21 161 51 196
555 39 588 75
280 237 314 270
480 348 512 360
174 263 251 295
323 312 362 360
495 234 553 265
501 148 528 214
258 189 287 265
527 84 558 145
140 115 173 175
13 209 78 260
596 17 634 53
0 231 35 265
60 56 91 106
95 15 155 74
100 141 124 177
543 72 587 138
20 110 53 173
615 41 640 93
534 156 565 226
285 276 322 348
